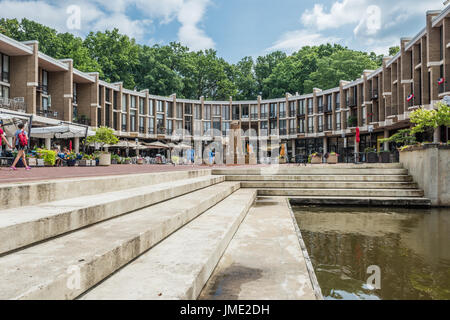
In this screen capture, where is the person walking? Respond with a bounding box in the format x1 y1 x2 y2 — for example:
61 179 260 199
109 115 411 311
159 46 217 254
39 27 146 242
0 121 12 151
10 123 30 171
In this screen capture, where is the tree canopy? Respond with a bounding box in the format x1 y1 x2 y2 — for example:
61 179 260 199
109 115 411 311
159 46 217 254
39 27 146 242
0 18 386 100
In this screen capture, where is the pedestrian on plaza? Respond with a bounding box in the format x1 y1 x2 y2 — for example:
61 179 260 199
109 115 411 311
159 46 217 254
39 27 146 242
10 123 31 171
0 121 13 151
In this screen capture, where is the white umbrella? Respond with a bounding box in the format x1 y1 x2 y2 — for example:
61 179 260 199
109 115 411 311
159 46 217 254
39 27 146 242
30 125 95 139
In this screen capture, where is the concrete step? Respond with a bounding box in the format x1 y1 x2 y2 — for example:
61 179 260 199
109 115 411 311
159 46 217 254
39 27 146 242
287 196 432 207
257 188 425 198
213 168 408 176
0 169 211 210
80 189 257 300
241 181 418 189
0 182 241 300
225 175 413 182
0 175 224 255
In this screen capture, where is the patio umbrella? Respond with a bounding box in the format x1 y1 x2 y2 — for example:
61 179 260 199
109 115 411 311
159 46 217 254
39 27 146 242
143 141 170 149
30 125 95 139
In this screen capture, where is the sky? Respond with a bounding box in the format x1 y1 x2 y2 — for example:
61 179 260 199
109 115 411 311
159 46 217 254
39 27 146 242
0 0 447 63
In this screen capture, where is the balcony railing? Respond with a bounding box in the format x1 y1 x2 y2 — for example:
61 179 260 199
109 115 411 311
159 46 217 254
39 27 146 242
232 114 240 120
318 125 323 132
73 117 91 126
336 123 341 130
279 111 286 118
289 109 296 117
308 107 313 114
251 113 258 120
269 112 277 119
157 127 167 135
335 102 341 110
346 98 356 107
139 126 145 134
37 84 48 95
308 127 314 133
37 109 59 119
121 124 127 131
318 105 323 113
148 128 154 134
289 128 296 134
371 89 379 100
0 97 26 112
298 128 305 134
260 112 268 118
279 129 287 136
324 105 332 113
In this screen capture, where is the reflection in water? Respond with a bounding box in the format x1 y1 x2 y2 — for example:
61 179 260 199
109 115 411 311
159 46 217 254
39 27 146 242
294 206 450 300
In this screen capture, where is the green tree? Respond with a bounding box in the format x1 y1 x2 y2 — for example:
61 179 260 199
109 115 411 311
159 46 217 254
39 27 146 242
389 46 400 56
84 29 140 89
255 51 287 96
86 126 119 151
232 56 258 100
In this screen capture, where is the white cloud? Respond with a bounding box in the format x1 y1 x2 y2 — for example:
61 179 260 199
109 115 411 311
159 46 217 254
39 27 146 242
267 30 341 54
301 0 367 31
177 0 215 50
0 0 215 49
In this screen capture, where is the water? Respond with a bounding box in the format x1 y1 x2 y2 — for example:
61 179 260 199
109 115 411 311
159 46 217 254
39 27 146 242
294 206 450 300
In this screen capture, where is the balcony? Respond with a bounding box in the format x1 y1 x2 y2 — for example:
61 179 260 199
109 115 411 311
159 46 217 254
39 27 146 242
371 89 379 100
148 128 154 135
260 112 268 118
157 127 167 135
324 105 332 113
289 128 296 135
0 97 26 112
251 113 258 120
308 127 314 134
37 109 59 119
336 123 341 130
335 102 341 110
37 83 49 95
232 114 240 120
269 112 277 119
139 126 145 134
121 124 127 131
279 129 287 136
73 116 91 126
318 105 323 113
307 108 313 114
279 111 286 118
346 98 356 107
318 125 323 132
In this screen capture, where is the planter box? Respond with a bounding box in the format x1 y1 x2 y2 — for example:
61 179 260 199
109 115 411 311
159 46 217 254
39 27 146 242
36 159 45 167
79 160 89 167
137 158 144 165
379 152 390 163
311 156 322 164
27 158 37 166
366 152 378 163
327 154 338 164
99 153 111 166
67 159 77 167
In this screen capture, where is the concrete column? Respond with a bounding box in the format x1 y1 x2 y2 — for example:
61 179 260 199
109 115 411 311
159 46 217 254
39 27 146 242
434 127 441 143
45 138 51 150
74 137 80 153
323 137 328 154
291 140 296 158
384 129 390 151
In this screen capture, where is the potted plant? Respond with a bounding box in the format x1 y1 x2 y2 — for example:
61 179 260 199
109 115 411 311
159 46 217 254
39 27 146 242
86 127 119 166
364 147 378 163
111 154 120 165
37 148 57 167
347 116 358 127
327 152 339 164
66 152 78 167
137 157 144 165
309 152 322 164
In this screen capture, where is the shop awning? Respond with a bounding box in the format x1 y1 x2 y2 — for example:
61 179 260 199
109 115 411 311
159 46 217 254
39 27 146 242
143 141 170 149
30 125 95 139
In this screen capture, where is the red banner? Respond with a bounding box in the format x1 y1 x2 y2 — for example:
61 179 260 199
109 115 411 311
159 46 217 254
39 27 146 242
356 127 360 143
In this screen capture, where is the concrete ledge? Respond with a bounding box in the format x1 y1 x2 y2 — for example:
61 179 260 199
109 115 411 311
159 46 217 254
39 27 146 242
213 168 408 176
0 182 240 300
0 169 212 210
226 175 413 182
0 175 224 255
288 196 431 207
257 188 424 197
241 181 418 189
80 189 256 300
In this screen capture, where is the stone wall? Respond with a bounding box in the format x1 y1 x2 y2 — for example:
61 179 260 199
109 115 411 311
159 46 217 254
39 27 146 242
400 144 450 206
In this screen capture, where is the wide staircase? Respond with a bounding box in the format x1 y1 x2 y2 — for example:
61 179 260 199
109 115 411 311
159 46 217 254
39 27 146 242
212 163 431 207
0 169 256 300
0 163 430 300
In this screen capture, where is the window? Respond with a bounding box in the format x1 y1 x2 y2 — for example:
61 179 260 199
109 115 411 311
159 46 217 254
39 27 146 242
318 116 323 132
317 97 323 113
130 96 136 109
204 105 211 120
307 99 313 114
298 118 305 133
260 104 268 118
260 121 268 130
195 104 202 120
279 120 287 135
203 121 211 135
213 105 221 116
184 116 192 134
289 102 296 117
335 93 340 110
139 117 144 133
105 105 110 127
42 70 48 95
113 91 118 110
185 103 192 115
148 118 154 134
166 119 173 135
166 102 173 117
327 95 332 110
270 119 277 134
307 117 314 133
336 112 341 130
232 105 239 120
289 119 295 134
242 105 249 119
299 100 305 115
157 114 164 133
42 96 49 111
139 98 144 114
222 105 230 120
177 103 183 118
270 103 277 118
251 105 258 119
222 122 230 136
213 118 221 134
121 113 127 131
149 99 154 115
326 114 332 130
105 88 111 103
122 95 127 112
130 110 136 132
1 53 10 83
156 101 164 113
279 103 286 118
73 84 78 105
